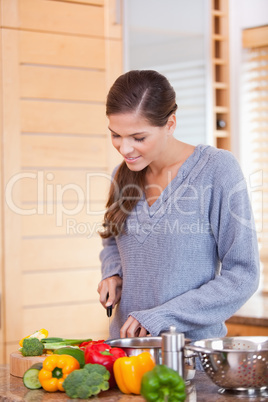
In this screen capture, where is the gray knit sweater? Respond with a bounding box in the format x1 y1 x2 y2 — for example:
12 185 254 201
100 144 260 341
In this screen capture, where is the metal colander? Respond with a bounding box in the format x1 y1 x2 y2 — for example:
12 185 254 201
185 336 268 396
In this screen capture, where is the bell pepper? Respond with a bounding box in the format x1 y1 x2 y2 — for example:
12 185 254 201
84 342 126 388
113 352 155 395
140 364 186 402
79 339 105 351
38 354 80 392
19 328 48 347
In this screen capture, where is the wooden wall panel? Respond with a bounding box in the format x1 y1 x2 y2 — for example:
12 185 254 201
21 135 107 168
105 39 124 169
21 203 105 237
22 268 101 306
0 6 4 364
1 28 23 348
20 170 110 203
5 302 109 354
1 0 122 363
105 39 123 89
20 31 105 69
21 101 106 135
1 0 19 28
21 237 102 272
104 0 122 39
61 0 104 5
18 0 104 37
20 66 106 102
22 303 109 340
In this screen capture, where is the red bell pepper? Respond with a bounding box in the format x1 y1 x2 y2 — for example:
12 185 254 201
84 342 126 388
79 339 105 350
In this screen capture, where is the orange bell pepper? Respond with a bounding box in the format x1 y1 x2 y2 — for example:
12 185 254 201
113 352 155 395
38 354 80 392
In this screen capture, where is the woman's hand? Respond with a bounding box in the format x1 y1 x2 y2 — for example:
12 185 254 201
120 316 148 338
97 275 122 311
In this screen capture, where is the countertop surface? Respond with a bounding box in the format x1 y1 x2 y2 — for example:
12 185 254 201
1 365 268 402
226 292 268 326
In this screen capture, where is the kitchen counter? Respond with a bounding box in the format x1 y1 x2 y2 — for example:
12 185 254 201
226 292 268 327
225 292 268 336
1 366 268 402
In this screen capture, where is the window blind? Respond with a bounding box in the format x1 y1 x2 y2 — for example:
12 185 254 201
152 60 206 146
242 26 268 293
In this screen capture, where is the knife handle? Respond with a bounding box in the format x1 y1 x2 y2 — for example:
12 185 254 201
106 293 112 317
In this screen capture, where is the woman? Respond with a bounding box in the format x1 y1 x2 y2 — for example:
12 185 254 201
97 70 259 341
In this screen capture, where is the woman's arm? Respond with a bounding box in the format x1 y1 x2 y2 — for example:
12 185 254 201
98 236 123 310
100 236 123 279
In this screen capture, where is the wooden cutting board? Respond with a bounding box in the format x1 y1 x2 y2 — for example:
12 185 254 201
10 352 47 378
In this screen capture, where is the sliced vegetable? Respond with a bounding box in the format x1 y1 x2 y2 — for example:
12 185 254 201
23 363 43 389
140 364 186 402
43 337 91 344
42 337 65 343
84 342 126 388
113 352 155 395
19 329 48 347
54 347 85 368
38 354 80 392
41 337 92 351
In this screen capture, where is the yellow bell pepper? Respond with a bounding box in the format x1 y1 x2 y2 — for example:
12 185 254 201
19 328 48 347
38 354 80 392
113 352 155 395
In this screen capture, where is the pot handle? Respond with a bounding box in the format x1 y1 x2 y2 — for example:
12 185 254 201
184 346 198 358
184 344 223 355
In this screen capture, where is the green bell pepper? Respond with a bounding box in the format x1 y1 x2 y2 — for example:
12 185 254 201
140 365 186 402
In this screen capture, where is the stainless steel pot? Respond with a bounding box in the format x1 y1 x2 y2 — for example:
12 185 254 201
106 336 195 382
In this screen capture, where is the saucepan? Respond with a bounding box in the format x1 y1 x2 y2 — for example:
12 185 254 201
106 336 196 382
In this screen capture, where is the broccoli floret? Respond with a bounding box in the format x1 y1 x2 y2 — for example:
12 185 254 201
84 363 110 381
21 337 44 357
63 370 91 399
86 372 109 395
63 364 110 399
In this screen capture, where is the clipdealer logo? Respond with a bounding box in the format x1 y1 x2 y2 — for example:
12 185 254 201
4 169 263 237
5 171 113 236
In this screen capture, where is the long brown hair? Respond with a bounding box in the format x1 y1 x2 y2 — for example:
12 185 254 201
100 70 177 238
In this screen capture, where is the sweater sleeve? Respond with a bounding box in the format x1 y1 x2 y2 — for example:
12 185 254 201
100 236 123 280
131 151 260 336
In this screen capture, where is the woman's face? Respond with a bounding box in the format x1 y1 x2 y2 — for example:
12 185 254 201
108 112 175 171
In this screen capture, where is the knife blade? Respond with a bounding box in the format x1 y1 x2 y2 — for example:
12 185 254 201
106 293 112 317
106 293 112 333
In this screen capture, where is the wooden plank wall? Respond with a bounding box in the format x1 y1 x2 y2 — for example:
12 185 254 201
1 0 122 362
0 7 4 364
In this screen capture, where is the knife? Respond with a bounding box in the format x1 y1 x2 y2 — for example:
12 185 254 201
106 292 112 318
106 293 112 335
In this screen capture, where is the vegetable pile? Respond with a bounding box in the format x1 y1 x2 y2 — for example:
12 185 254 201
20 329 187 401
19 329 92 356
